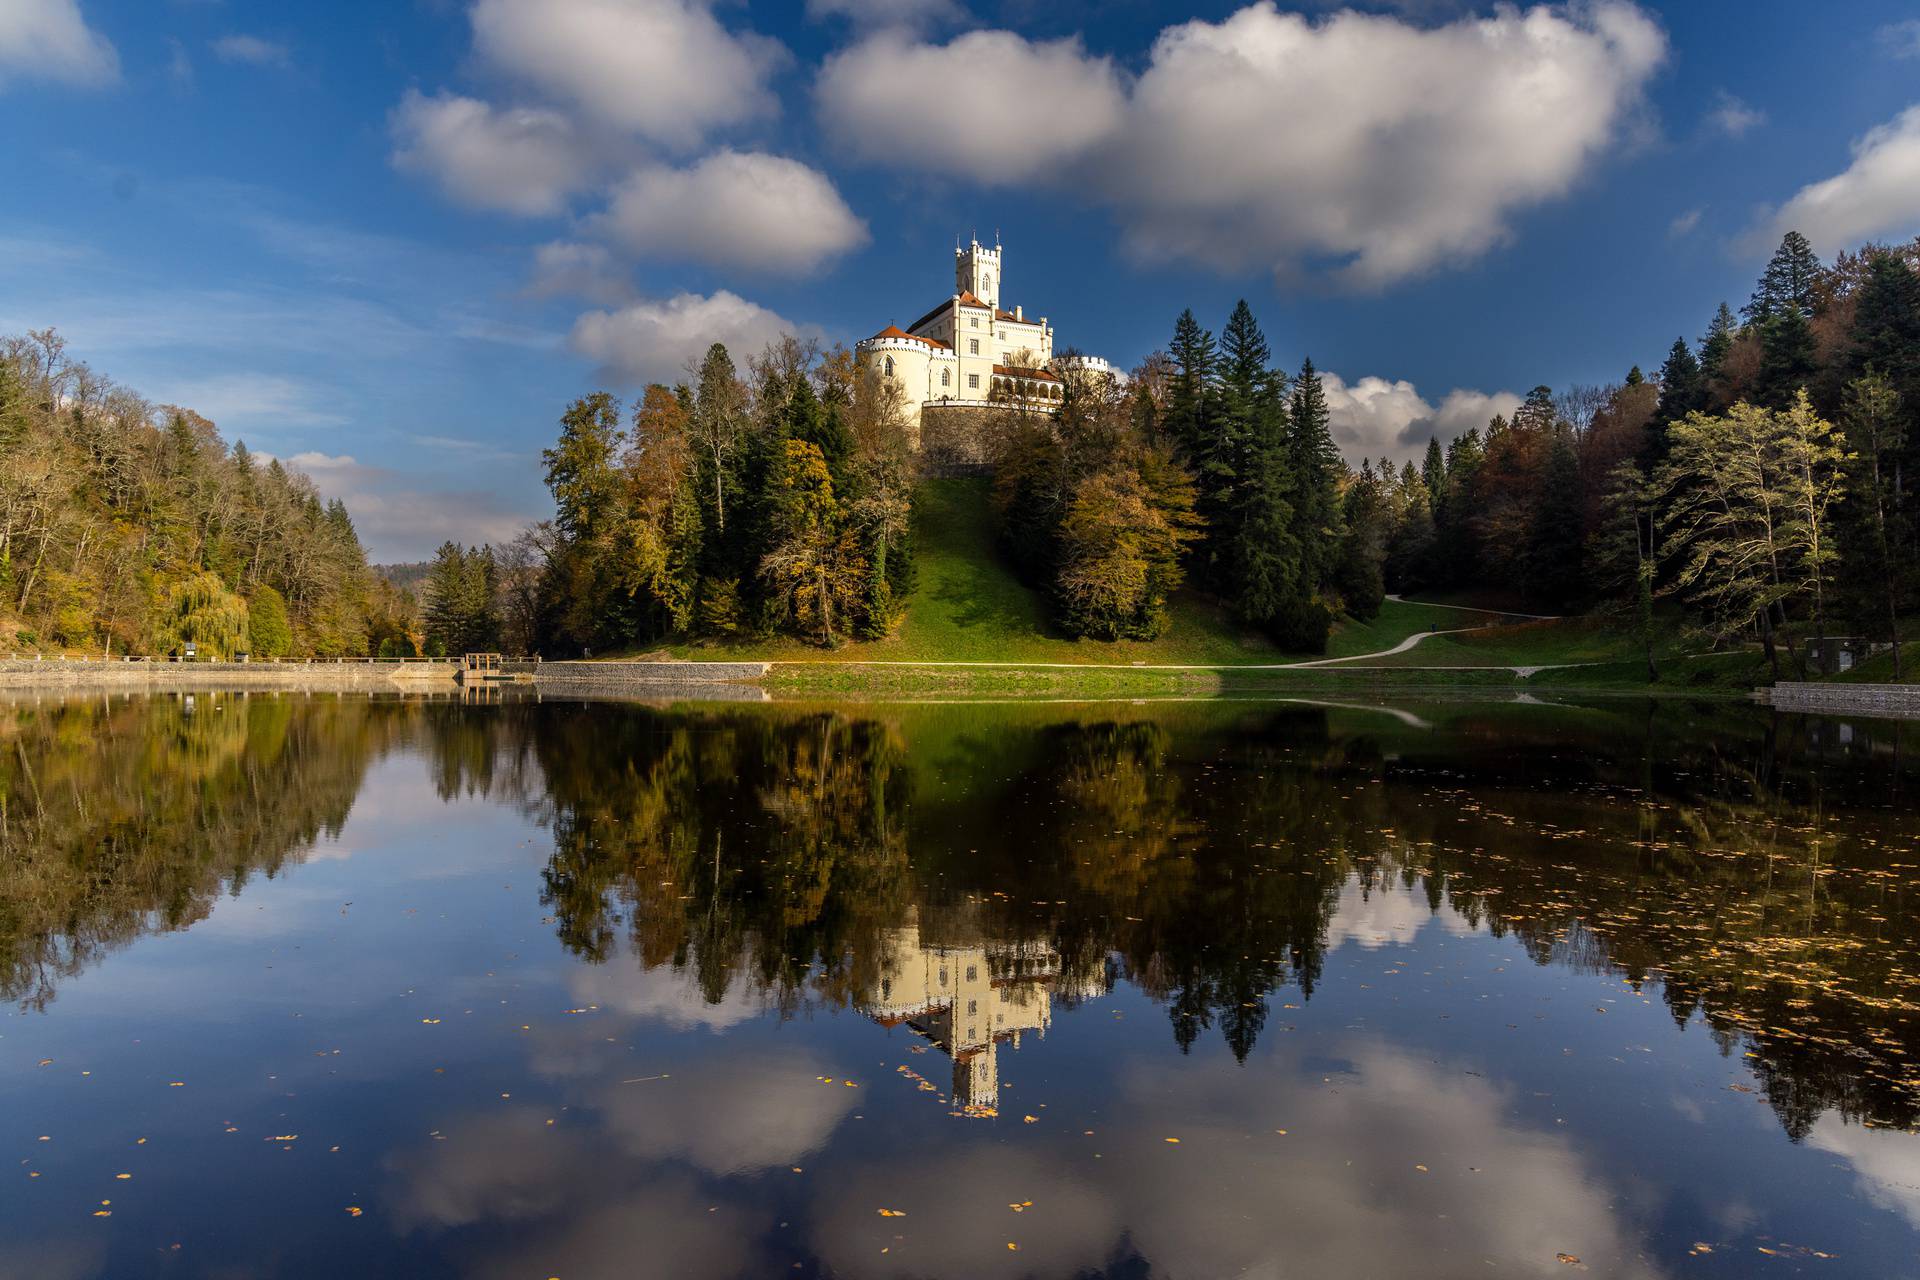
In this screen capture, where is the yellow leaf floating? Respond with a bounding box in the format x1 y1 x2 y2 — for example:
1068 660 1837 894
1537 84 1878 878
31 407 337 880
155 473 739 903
877 1209 906 1218
345 1207 363 1217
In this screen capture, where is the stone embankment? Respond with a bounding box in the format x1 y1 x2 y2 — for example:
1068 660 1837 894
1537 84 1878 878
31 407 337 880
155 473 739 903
521 660 770 700
0 657 459 690
0 657 772 698
1767 682 1920 718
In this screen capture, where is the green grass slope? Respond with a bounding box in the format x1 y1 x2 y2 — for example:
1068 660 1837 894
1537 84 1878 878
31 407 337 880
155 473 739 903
675 477 1291 665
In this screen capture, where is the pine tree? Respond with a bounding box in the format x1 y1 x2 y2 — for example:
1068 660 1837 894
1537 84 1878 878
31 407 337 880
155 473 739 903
1647 338 1702 467
1528 426 1585 609
1166 309 1216 459
1288 358 1342 592
1755 306 1818 410
1745 231 1822 324
1698 302 1737 407
1837 372 1909 676
543 394 625 543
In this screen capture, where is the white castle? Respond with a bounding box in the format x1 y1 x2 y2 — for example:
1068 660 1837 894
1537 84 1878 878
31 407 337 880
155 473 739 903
856 235 1122 440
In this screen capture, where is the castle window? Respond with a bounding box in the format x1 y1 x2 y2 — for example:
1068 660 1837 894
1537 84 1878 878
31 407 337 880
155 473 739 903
941 368 950 387
884 355 894 377
984 274 991 293
970 316 979 328
966 965 977 982
968 339 979 355
968 374 980 389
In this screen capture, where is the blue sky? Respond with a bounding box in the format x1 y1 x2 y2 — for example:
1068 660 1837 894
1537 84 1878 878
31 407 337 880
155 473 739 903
3 0 1918 560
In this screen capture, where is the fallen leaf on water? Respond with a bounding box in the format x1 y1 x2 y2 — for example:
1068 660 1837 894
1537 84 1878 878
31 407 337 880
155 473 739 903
345 1207 363 1217
1164 1137 1180 1144
1556 1254 1582 1267
877 1209 905 1218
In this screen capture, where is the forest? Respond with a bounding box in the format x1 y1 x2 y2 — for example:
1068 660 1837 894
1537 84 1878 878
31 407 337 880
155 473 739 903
453 229 1915 672
0 330 410 657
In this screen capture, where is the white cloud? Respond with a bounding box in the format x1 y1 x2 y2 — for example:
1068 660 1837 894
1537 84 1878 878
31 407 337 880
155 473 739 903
1879 20 1920 59
528 241 634 305
211 34 290 68
820 3 1665 287
817 29 1126 184
1321 370 1522 461
594 150 868 273
391 90 595 218
1107 2 1668 287
570 290 819 385
1749 105 1920 256
1668 207 1702 238
471 0 783 149
1809 1113 1920 1230
1707 90 1763 138
0 0 118 87
806 0 962 30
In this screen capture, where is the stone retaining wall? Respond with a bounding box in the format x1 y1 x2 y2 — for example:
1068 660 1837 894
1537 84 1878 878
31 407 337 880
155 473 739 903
0 659 458 690
1768 682 1920 718
529 660 770 690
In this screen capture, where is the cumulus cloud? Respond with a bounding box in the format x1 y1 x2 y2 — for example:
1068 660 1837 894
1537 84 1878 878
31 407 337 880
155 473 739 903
593 150 867 273
211 34 290 68
1668 207 1703 238
808 1041 1663 1279
527 241 634 304
1748 105 1920 256
819 2 1665 287
0 0 118 87
1321 370 1522 461
471 0 783 148
570 291 819 385
817 29 1126 184
1707 90 1763 138
1809 1113 1920 1230
1108 2 1668 287
391 90 596 217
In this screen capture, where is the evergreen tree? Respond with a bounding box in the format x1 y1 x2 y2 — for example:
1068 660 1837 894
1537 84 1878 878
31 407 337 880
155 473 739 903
1843 251 1920 497
1333 462 1388 621
1230 389 1304 642
543 394 625 543
1755 306 1819 410
1421 437 1446 503
1528 426 1585 609
1288 358 1342 592
1166 309 1217 459
1698 302 1737 407
1836 372 1909 676
1646 338 1703 467
1745 231 1822 324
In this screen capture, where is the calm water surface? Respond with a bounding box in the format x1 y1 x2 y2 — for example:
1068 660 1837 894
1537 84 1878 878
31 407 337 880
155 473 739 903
1 692 1917 1278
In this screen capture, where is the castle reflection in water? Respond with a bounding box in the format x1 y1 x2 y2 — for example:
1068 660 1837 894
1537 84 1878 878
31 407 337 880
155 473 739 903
860 907 1106 1116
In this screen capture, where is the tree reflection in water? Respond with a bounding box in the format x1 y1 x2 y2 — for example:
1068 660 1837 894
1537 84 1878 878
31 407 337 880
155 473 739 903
1 691 1914 1139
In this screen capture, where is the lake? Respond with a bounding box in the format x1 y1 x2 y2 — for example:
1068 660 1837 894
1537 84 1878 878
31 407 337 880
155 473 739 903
1 691 1916 1278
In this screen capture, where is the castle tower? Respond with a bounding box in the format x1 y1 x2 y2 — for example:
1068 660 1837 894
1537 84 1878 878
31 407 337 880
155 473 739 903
956 236 1001 310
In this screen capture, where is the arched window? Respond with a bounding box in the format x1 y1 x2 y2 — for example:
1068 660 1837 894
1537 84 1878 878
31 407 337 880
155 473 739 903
941 367 950 387
884 355 895 377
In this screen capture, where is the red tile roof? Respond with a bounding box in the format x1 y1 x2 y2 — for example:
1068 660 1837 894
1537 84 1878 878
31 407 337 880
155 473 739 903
869 324 951 350
993 365 1061 381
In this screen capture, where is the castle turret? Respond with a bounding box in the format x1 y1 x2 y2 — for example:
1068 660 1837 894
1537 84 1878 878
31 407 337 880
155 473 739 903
956 236 1001 310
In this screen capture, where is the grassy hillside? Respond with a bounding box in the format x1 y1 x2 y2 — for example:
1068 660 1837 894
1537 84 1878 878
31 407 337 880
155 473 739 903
673 478 1293 665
